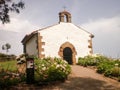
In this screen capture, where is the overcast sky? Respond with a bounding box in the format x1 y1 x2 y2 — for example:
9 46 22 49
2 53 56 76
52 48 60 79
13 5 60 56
0 0 120 58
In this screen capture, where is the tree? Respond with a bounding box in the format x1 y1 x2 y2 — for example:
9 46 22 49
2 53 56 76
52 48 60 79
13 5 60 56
0 0 24 24
2 43 11 53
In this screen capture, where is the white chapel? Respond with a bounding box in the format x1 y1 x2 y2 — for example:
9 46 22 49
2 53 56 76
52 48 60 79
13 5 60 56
21 10 94 64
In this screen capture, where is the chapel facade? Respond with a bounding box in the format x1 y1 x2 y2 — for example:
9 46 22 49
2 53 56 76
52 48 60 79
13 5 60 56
21 10 94 64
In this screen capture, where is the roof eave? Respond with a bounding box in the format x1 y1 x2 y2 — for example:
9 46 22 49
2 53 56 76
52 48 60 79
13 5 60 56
21 31 38 44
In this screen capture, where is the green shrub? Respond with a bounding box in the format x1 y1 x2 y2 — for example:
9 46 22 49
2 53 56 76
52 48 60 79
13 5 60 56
77 57 87 67
0 60 26 89
97 63 107 74
97 60 114 74
111 67 120 77
78 55 101 67
114 60 120 67
104 69 112 77
0 69 26 89
34 57 71 83
78 55 120 79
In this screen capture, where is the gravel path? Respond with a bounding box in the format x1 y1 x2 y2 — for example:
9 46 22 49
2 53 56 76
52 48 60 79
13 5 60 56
10 65 120 90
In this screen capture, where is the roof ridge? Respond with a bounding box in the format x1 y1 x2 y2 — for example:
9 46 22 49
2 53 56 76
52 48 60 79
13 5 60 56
38 23 59 31
71 23 94 38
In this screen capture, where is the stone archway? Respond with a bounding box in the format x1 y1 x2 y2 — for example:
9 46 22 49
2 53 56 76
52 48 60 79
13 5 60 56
58 42 77 64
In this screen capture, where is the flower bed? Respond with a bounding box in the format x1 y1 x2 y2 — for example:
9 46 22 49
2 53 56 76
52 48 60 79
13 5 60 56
34 57 71 83
0 57 71 88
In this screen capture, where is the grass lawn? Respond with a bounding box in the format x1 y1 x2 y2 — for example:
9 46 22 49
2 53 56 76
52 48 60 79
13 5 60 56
0 60 17 72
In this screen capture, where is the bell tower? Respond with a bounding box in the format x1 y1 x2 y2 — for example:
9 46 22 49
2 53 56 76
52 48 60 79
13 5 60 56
59 10 71 23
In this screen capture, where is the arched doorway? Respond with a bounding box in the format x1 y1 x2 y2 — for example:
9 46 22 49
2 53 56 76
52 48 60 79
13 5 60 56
58 42 77 65
63 47 72 64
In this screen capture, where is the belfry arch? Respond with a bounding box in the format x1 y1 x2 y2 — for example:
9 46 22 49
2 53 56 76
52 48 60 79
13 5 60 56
59 10 71 23
58 42 77 64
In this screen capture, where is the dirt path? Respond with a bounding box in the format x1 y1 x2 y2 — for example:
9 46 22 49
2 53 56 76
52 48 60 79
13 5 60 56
58 65 120 90
11 65 120 90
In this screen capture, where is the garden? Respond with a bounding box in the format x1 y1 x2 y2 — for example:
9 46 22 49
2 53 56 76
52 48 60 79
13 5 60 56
77 54 120 81
0 56 71 89
1 54 120 89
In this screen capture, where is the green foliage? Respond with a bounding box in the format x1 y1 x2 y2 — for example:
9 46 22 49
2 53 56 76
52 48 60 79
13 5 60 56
78 55 120 80
97 60 114 74
0 0 24 24
78 55 101 67
34 57 71 83
111 67 120 77
0 60 26 89
104 69 112 77
0 69 26 89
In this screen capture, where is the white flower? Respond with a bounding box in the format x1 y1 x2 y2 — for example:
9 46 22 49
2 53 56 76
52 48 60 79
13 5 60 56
63 60 68 64
42 64 44 67
115 63 119 67
42 67 46 71
56 65 60 68
54 62 57 65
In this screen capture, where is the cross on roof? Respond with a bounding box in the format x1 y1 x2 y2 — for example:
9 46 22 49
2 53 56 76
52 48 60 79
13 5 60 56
63 6 67 11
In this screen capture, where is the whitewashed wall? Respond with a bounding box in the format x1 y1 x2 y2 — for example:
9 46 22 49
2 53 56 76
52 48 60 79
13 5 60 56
39 22 92 63
26 35 38 56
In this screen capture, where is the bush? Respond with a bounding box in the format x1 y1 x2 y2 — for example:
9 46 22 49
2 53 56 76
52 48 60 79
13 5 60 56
104 69 112 77
78 55 101 67
111 67 120 77
97 61 114 74
34 57 71 83
0 60 26 89
78 55 120 80
0 69 26 89
77 57 87 67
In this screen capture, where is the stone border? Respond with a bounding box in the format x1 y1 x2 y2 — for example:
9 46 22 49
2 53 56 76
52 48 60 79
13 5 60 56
58 42 77 64
37 33 45 58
